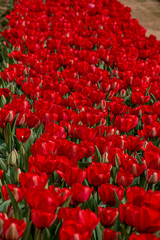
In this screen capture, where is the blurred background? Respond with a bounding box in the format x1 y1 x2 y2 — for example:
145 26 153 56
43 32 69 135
118 0 160 39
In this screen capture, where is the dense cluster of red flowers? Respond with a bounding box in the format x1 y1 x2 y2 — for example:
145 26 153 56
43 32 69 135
0 0 160 239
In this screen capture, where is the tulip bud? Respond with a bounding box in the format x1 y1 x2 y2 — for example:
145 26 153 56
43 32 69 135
1 95 7 105
98 207 118 227
15 168 21 182
120 89 127 98
102 152 109 163
2 218 26 240
146 169 160 184
8 149 18 166
100 100 106 110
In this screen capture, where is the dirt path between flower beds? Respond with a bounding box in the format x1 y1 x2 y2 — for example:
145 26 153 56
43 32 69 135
0 0 10 30
118 0 160 40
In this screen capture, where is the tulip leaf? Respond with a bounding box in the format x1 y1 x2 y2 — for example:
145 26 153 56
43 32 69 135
95 145 101 162
21 221 32 240
7 166 16 183
0 157 7 171
6 185 23 219
43 228 51 240
151 93 157 103
62 196 71 208
114 190 120 208
3 172 12 184
35 122 44 139
53 221 62 240
95 223 102 240
115 154 119 171
0 199 11 212
11 113 20 137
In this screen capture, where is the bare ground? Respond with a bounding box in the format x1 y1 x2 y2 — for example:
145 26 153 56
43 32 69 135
0 0 10 30
118 0 160 40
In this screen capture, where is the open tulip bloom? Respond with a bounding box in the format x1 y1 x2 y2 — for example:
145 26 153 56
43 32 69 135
0 0 160 239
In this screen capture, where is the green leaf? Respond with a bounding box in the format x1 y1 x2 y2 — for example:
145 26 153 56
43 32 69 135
11 113 20 138
95 223 103 240
53 221 62 240
115 154 119 171
6 185 23 219
114 190 120 208
61 196 71 208
151 93 157 103
21 221 32 240
0 199 11 212
43 228 51 240
7 166 16 183
95 145 101 162
2 172 12 184
0 157 7 171
35 122 44 139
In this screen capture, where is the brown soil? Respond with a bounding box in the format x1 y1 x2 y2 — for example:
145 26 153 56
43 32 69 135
0 0 10 30
118 0 160 40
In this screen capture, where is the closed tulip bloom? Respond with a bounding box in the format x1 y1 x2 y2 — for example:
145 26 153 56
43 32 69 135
70 183 93 205
19 172 48 189
31 209 56 229
146 169 160 184
57 164 86 186
86 162 111 186
102 229 119 240
2 218 26 240
98 183 125 206
98 207 118 227
114 114 138 133
116 168 134 187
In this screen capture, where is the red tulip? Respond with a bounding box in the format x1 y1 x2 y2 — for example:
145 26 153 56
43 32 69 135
98 207 118 227
116 168 134 187
129 233 159 240
19 172 48 189
146 169 160 184
58 207 99 240
98 183 125 206
2 218 26 240
0 109 15 123
145 142 160 169
0 170 3 179
119 203 160 233
57 164 86 186
25 187 61 212
16 128 31 143
86 162 111 186
31 209 56 229
1 184 24 203
102 229 119 240
70 183 93 205
114 114 138 133
49 186 70 206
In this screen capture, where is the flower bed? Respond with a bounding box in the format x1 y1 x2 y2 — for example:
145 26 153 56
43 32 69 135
0 0 160 239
